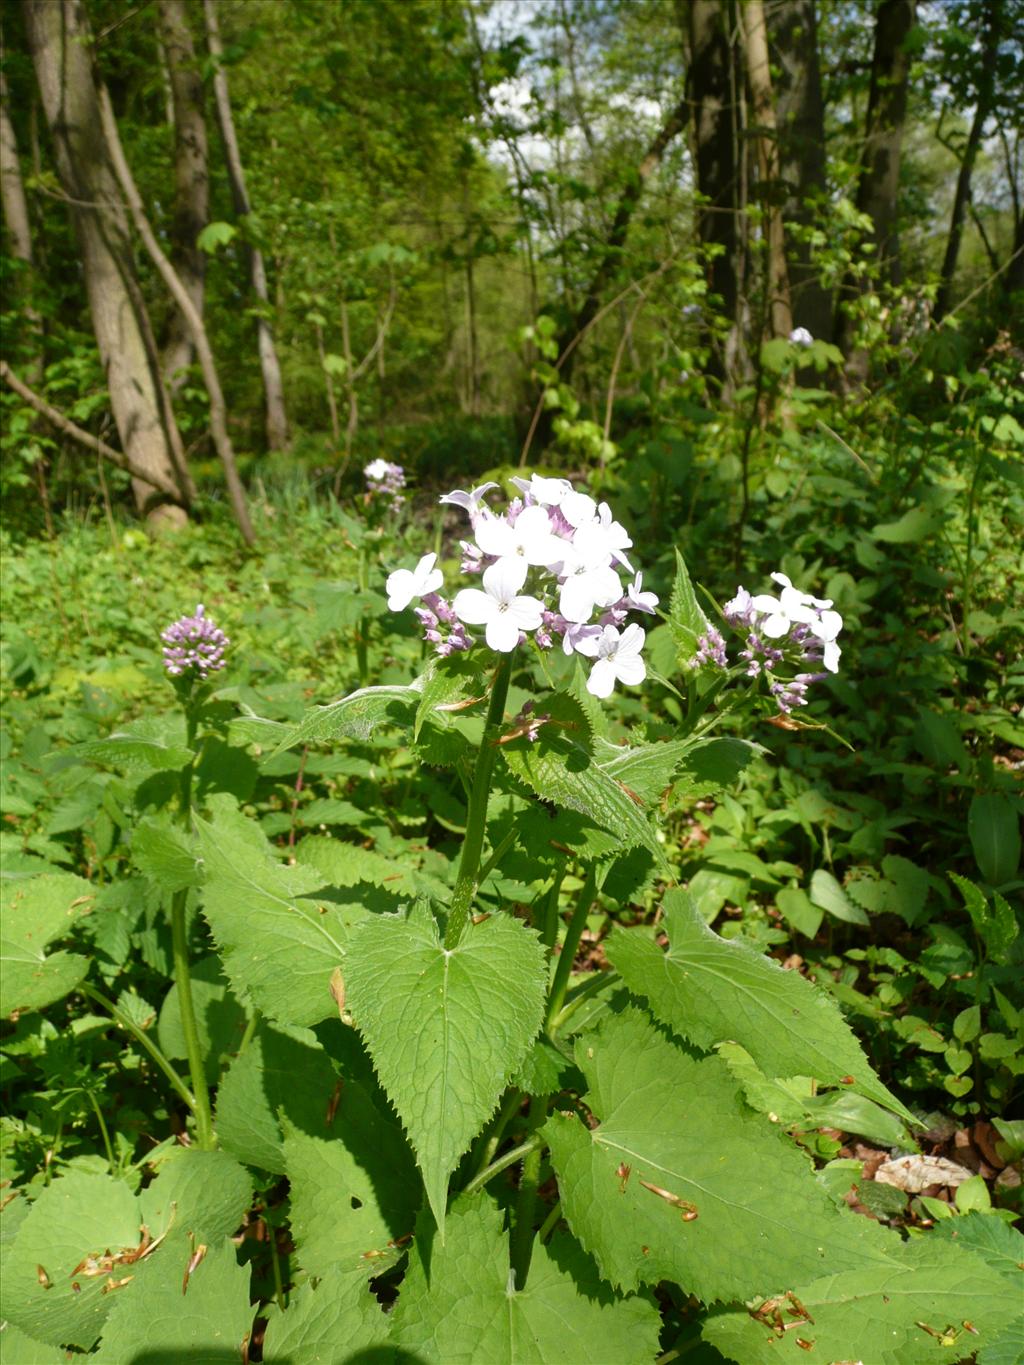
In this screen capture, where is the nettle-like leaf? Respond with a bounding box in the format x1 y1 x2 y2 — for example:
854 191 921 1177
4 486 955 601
545 1007 895 1302
157 954 251 1084
344 903 547 1229
413 651 487 740
703 1236 1018 1364
390 1196 661 1364
667 546 711 662
216 1022 340 1173
91 1232 253 1364
607 889 915 1123
500 693 665 863
0 872 94 1017
261 1267 391 1363
131 813 201 892
673 735 765 797
278 680 425 750
283 1081 418 1279
68 715 193 771
1 1152 252 1352
196 808 369 1028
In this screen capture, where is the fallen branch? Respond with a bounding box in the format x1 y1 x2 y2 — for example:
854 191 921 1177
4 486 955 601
0 360 183 502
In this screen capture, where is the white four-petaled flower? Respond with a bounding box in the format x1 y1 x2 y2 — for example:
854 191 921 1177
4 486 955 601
386 553 443 612
575 623 647 698
474 505 566 575
452 560 544 653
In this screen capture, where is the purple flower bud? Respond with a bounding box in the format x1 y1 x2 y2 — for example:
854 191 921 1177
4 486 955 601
693 626 727 669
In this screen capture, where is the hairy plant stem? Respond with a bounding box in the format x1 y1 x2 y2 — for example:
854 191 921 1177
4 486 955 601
461 1134 543 1199
510 1094 551 1288
171 701 215 1149
536 1197 562 1244
356 545 369 686
469 1086 523 1180
545 865 598 1030
444 654 513 948
81 983 195 1112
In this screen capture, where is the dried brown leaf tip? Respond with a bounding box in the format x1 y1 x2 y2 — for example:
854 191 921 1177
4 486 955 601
182 1239 208 1295
616 1161 632 1192
73 1219 173 1278
750 1292 816 1337
101 1275 134 1294
36 1264 52 1289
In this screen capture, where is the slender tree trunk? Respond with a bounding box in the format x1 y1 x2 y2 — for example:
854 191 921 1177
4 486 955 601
684 0 748 389
156 0 209 389
98 86 255 545
0 65 43 379
835 0 916 373
934 0 1003 323
742 0 792 340
203 0 288 451
768 0 832 342
24 0 189 527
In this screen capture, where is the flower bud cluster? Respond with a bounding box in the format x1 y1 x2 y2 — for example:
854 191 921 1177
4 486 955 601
386 475 658 699
161 604 229 679
694 572 842 715
364 459 406 510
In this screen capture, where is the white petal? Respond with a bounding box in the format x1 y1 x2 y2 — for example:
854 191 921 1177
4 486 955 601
591 565 626 609
568 625 602 657
823 640 841 673
815 609 843 642
508 595 544 631
486 614 521 652
559 576 598 624
562 491 597 527
615 654 646 686
386 569 414 611
761 613 791 639
618 623 646 658
452 587 495 626
483 556 528 600
586 658 617 698
770 572 794 590
474 515 516 558
421 568 444 596
750 593 780 614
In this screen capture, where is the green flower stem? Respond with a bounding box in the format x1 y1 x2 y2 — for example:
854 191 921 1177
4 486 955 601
444 653 513 948
476 825 517 891
537 1197 562 1244
171 887 215 1150
510 1095 551 1289
469 1086 523 1180
170 700 215 1150
81 983 196 1113
356 546 369 685
87 1088 116 1172
548 969 613 1039
461 1133 543 1199
545 865 598 1030
539 866 567 951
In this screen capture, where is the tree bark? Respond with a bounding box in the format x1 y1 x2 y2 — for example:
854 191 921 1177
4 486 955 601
934 0 1003 323
835 0 916 371
156 0 209 389
0 64 43 377
768 0 832 342
684 0 748 388
98 86 255 545
203 0 289 451
742 0 792 340
24 0 189 526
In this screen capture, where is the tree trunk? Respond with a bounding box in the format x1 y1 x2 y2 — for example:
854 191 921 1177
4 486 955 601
0 64 43 377
683 0 748 388
156 0 209 389
24 0 189 526
835 0 916 372
934 0 1003 323
768 0 832 342
742 0 792 340
203 0 289 451
98 85 255 545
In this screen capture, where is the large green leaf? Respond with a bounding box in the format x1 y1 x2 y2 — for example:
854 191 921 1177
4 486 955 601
261 1267 392 1363
196 810 369 1028
277 681 424 751
0 1171 139 1349
138 1148 253 1244
344 903 547 1229
500 693 664 862
951 873 1019 963
545 1008 895 1301
608 890 914 1122
969 792 1021 886
216 1022 340 1174
92 1232 253 1364
390 1196 661 1364
703 1236 1018 1364
672 736 764 798
70 716 193 771
131 814 201 892
0 872 94 1017
283 1081 418 1280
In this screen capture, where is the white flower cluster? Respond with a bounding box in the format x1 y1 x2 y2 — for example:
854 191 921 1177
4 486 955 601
696 571 843 714
385 475 658 699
